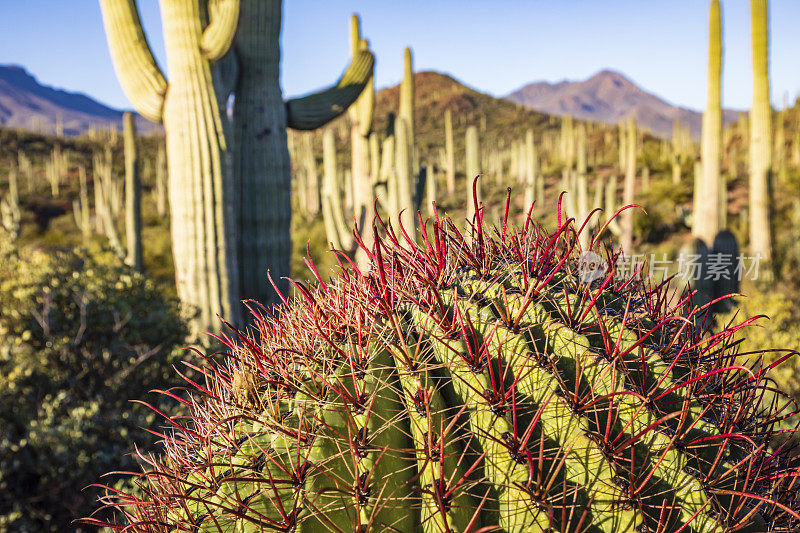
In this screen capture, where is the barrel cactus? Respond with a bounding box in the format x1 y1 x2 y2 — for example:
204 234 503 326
85 194 800 532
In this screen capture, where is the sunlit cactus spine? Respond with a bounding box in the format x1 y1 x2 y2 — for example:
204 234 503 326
123 112 143 271
749 0 772 266
696 0 723 245
85 189 800 533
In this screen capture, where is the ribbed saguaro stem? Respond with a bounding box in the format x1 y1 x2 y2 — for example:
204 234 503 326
100 0 240 333
620 117 636 252
231 0 290 314
445 109 456 194
123 111 143 271
749 0 772 263
321 128 351 251
399 47 416 175
156 143 168 217
465 125 481 226
696 0 723 244
394 117 415 234
348 14 375 269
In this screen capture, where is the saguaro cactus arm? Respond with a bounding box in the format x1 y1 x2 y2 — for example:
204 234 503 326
98 0 168 123
285 48 374 130
202 0 241 61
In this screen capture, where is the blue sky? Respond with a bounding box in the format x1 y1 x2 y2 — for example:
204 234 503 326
1 1 798 112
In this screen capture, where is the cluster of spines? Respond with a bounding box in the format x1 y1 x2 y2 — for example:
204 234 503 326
84 194 800 532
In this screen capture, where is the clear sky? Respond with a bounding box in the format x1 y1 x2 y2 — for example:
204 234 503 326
1 1 798 112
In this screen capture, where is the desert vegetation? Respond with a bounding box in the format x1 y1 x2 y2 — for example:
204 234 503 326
1 0 799 531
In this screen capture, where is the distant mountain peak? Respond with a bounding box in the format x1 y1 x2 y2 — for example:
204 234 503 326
0 64 153 136
506 69 737 139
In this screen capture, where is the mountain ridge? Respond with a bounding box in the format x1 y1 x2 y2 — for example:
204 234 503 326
0 64 154 135
505 69 740 139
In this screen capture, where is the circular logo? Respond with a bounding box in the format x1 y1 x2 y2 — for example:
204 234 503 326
578 251 608 282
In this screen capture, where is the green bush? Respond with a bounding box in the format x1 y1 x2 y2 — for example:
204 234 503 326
0 236 188 531
717 280 800 423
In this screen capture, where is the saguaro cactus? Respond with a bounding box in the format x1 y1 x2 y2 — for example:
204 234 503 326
155 143 167 217
696 0 723 244
100 0 374 331
399 47 416 174
99 0 241 331
444 108 456 194
123 112 143 271
0 164 20 240
348 14 375 268
465 124 481 225
620 117 636 252
749 0 773 264
230 0 372 313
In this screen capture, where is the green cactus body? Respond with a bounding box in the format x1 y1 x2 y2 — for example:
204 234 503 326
73 165 91 239
123 112 143 271
620 117 636 251
101 0 373 331
155 143 168 217
444 109 456 194
696 0 723 245
348 14 375 269
321 128 352 252
87 191 800 533
99 0 239 331
394 117 416 234
749 0 773 264
399 47 417 175
678 238 713 313
711 230 739 313
425 165 436 217
465 125 481 226
1 163 20 239
524 129 537 208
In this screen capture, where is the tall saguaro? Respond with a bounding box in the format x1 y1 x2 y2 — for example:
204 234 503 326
749 0 773 263
100 0 241 332
695 0 723 244
620 117 636 252
123 111 143 271
348 14 375 269
100 0 374 332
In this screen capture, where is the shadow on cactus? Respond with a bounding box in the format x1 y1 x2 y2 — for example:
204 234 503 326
83 191 800 532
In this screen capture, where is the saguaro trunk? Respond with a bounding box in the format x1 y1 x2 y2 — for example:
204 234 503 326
231 0 291 309
749 0 773 264
100 0 240 333
123 111 143 271
696 0 723 243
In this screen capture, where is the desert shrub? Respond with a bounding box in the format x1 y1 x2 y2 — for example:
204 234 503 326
0 236 188 531
717 280 800 424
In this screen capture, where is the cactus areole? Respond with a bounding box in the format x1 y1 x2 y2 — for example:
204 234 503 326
85 192 800 532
